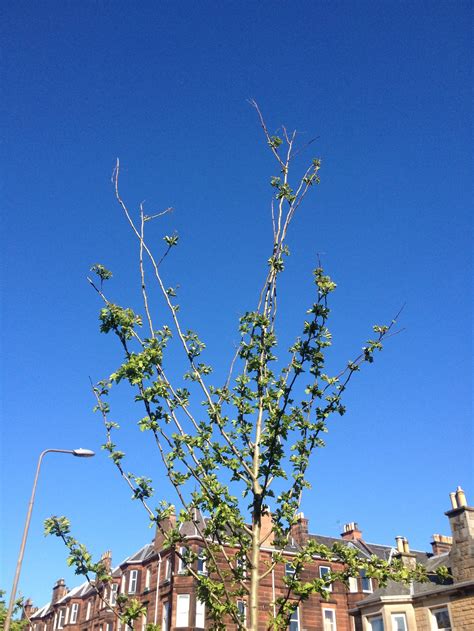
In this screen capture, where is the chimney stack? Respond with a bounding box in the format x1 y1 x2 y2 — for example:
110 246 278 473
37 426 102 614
22 599 36 620
394 537 416 569
51 579 68 605
445 486 474 582
260 510 274 546
430 534 453 556
154 506 177 551
341 522 363 541
100 550 112 573
290 512 309 546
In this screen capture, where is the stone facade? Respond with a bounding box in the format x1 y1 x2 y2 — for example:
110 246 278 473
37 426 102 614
352 487 474 631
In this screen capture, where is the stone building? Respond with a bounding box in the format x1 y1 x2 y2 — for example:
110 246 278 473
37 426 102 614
351 487 474 631
23 488 473 630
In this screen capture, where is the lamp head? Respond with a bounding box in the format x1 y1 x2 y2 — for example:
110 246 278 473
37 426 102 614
72 448 95 458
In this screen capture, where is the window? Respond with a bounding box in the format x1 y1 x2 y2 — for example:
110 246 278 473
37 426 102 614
178 547 187 574
289 608 300 631
197 547 207 575
431 607 451 630
391 614 407 631
360 569 372 593
161 601 170 631
323 609 336 631
236 555 247 578
109 583 118 607
348 576 358 592
319 566 332 591
70 604 79 624
145 567 151 590
128 569 138 594
195 599 206 628
176 594 190 627
164 557 172 581
285 562 296 577
368 616 384 631
86 602 91 621
106 625 111 631
57 610 66 630
237 601 247 627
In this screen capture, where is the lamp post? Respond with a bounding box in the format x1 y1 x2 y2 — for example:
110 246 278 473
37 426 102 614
5 448 95 631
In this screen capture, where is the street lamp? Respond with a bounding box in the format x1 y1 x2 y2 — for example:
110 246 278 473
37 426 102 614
5 448 95 631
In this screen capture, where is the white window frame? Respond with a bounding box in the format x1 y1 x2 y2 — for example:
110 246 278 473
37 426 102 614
109 583 118 607
391 613 407 631
360 569 373 593
195 599 206 628
161 601 170 631
285 561 296 577
128 569 138 594
145 567 151 590
323 608 337 631
176 594 190 627
319 565 333 591
70 603 79 624
430 607 452 631
178 547 187 574
86 602 91 621
164 557 172 581
197 547 207 575
237 556 247 578
348 576 358 592
57 610 66 630
289 607 300 631
237 600 247 627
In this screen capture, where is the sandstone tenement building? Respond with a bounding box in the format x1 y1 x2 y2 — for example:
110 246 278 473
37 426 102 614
23 488 473 630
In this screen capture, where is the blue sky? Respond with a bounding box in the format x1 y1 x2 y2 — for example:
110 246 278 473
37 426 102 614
1 0 472 608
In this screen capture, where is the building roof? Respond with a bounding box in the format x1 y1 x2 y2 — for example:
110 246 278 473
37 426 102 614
121 542 155 565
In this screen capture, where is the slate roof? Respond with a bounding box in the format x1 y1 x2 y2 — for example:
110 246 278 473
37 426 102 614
121 542 155 565
30 602 52 620
355 551 454 606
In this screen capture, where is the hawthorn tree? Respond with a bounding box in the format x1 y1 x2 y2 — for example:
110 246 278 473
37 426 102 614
45 105 446 630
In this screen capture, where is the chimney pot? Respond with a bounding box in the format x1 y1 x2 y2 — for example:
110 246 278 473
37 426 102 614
341 522 362 541
431 534 453 556
395 536 405 553
449 492 458 509
403 538 410 554
456 486 467 507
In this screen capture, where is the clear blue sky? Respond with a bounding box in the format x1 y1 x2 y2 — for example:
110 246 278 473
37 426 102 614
1 0 472 608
